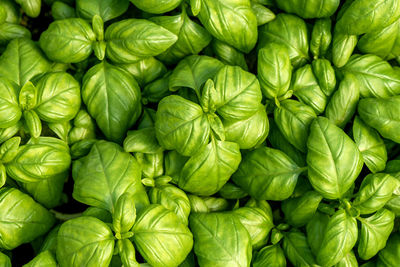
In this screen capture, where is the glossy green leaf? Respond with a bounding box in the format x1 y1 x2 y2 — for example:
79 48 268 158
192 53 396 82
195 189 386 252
179 139 241 196
6 137 71 183
325 73 359 128
223 104 269 149
259 13 309 67
353 173 400 214
232 146 303 200
358 209 395 260
130 0 183 14
105 19 178 64
258 42 292 101
212 39 248 71
39 18 96 63
72 140 149 213
274 99 317 152
307 117 363 199
0 187 55 250
0 23 31 47
15 0 41 17
282 230 317 266
150 9 212 65
76 0 129 21
282 191 323 227
332 32 358 68
51 1 76 20
0 78 21 128
0 252 11 267
358 96 400 143
155 95 210 156
335 251 358 267
82 62 141 143
56 216 114 267
133 204 193 267
317 209 358 266
291 64 327 114
312 58 336 97
0 38 51 86
196 0 257 53
253 244 286 267
23 250 57 267
353 116 387 173
118 239 139 267
306 212 329 256
276 0 339 19
310 18 332 58
251 2 275 26
378 233 400 267
113 193 136 235
190 212 251 267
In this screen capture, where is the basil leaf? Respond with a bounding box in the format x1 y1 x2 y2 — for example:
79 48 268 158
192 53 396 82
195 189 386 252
76 0 129 22
39 18 96 63
179 139 241 196
276 0 339 19
317 209 358 266
358 209 395 260
56 216 114 267
282 230 317 266
133 204 193 267
82 62 141 143
253 244 286 267
0 78 21 128
72 141 149 213
0 187 55 250
358 96 400 144
190 212 252 267
23 250 57 267
232 146 303 201
130 0 183 14
105 19 178 64
353 116 387 173
307 117 363 199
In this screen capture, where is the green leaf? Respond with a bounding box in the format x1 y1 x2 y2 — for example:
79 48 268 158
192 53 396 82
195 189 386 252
223 104 269 149
56 216 115 267
0 252 11 267
353 173 400 214
259 13 309 68
335 251 358 267
23 110 42 138
306 212 329 256
358 96 400 143
189 212 251 267
212 39 248 71
276 0 339 19
317 209 358 266
258 43 292 101
169 55 224 96
0 78 20 128
179 139 241 196
72 141 149 213
39 18 96 63
51 1 76 20
76 0 129 22
310 18 332 58
307 117 363 199
282 190 323 227
6 137 70 183
130 0 183 14
231 207 273 249
82 62 141 143
282 230 317 266
149 184 190 225
123 128 162 154
291 64 327 114
15 0 41 17
0 187 55 250
312 58 336 97
0 38 51 86
135 152 164 179
232 146 303 200
335 0 400 35
353 116 387 173
19 81 37 111
118 57 167 88
133 204 193 267
113 193 136 236
325 73 360 128
155 95 210 156
358 209 395 260
358 18 400 60
196 0 258 53
68 109 96 144
105 19 178 64
332 32 357 68
213 66 262 121
251 2 275 26
274 99 317 153
150 8 212 64
378 233 400 267
117 239 139 267
253 244 286 267
342 54 400 98
23 250 57 267
0 23 31 47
